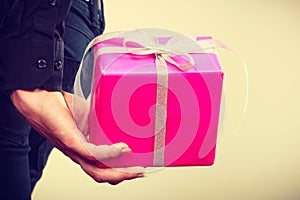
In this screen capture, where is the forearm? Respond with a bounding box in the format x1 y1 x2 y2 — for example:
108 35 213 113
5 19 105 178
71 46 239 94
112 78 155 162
10 89 78 148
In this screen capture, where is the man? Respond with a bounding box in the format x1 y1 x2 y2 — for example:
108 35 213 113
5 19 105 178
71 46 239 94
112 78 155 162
0 0 144 199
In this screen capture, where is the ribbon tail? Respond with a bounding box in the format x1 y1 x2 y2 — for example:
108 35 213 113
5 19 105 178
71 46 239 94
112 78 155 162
213 39 249 134
153 55 169 167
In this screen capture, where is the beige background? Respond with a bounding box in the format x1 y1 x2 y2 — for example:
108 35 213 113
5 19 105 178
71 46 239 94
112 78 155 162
32 0 300 199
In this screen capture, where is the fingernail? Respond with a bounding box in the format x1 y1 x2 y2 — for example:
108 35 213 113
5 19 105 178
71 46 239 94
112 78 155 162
113 143 131 153
121 147 131 153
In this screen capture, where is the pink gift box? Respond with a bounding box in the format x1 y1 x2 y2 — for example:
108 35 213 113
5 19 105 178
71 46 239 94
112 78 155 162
88 30 224 167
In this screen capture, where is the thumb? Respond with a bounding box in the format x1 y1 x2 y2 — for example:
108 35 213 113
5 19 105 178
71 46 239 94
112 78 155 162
83 142 132 161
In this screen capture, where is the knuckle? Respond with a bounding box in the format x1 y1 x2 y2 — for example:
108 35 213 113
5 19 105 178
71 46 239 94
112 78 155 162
93 174 105 183
108 180 122 185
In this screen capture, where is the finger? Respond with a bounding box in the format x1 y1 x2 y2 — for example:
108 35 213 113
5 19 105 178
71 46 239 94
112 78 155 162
80 160 145 185
65 143 145 185
116 166 146 174
99 168 145 185
83 142 131 161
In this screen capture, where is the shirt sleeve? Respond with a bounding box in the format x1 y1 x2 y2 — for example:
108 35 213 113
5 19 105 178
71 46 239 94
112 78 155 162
0 0 72 91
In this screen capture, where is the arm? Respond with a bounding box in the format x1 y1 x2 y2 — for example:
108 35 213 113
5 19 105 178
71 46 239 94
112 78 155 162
11 89 144 185
2 0 144 184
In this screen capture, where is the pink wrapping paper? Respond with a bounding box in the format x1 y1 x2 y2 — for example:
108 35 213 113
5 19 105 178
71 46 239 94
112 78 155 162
88 32 224 167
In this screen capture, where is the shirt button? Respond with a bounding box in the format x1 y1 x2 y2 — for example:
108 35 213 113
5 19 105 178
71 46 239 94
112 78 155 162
49 0 57 6
54 60 62 71
37 59 47 69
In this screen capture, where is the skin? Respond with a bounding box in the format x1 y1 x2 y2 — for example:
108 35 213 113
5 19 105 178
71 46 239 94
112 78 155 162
10 89 145 185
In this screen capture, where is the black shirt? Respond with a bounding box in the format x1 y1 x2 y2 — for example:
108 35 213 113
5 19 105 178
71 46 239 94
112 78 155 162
0 0 72 91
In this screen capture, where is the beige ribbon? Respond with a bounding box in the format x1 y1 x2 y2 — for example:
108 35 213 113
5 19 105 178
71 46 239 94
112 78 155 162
75 28 220 166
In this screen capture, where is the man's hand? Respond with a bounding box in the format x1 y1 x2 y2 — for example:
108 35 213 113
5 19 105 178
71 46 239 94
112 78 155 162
10 89 144 185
